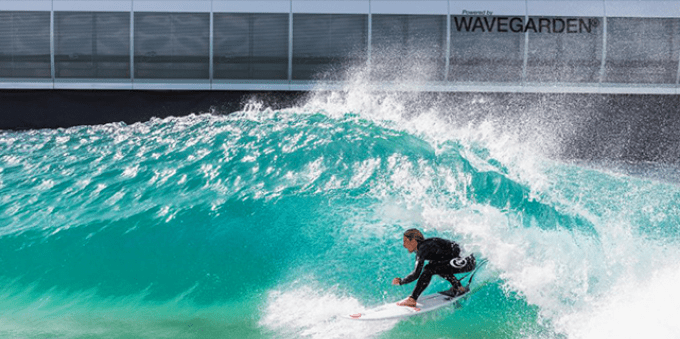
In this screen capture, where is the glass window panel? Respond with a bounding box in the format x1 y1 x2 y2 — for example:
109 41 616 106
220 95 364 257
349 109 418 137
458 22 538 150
605 18 679 84
292 14 367 80
214 13 288 80
0 12 51 78
449 15 525 82
55 12 130 78
134 12 210 79
371 15 446 82
526 17 603 83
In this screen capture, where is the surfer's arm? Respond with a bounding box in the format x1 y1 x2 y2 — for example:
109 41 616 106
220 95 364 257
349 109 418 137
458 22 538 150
397 255 424 285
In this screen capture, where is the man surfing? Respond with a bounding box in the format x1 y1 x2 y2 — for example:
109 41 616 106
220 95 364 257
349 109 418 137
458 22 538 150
392 228 476 307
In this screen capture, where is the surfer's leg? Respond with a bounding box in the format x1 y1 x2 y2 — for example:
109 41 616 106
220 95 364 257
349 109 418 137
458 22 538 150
409 263 436 300
437 268 467 297
423 262 462 295
440 256 476 297
442 274 462 289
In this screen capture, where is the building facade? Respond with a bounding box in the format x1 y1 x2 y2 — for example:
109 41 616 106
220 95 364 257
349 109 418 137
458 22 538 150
0 0 679 93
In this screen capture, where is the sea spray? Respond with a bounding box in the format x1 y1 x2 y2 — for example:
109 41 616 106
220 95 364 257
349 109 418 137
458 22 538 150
1 81 679 338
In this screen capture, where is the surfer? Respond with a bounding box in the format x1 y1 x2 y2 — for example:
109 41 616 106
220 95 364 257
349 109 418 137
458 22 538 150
392 228 476 307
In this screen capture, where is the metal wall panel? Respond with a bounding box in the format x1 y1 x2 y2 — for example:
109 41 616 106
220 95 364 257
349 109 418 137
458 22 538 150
55 12 130 78
292 1 369 14
526 16 603 83
212 1 290 14
371 15 447 81
605 1 680 18
292 14 367 80
450 1 526 17
1 1 680 93
527 1 605 17
605 18 680 84
0 11 51 78
133 1 211 13
449 15 526 82
371 0 447 15
134 12 210 79
53 1 132 12
214 13 288 80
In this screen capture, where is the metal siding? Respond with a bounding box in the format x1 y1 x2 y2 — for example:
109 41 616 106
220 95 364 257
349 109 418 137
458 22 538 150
292 13 367 80
213 13 289 80
0 11 52 78
605 18 679 84
371 14 447 81
134 12 210 79
55 12 130 78
526 16 604 83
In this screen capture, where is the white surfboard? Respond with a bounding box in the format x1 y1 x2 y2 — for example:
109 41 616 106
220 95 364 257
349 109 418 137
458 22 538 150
345 291 467 321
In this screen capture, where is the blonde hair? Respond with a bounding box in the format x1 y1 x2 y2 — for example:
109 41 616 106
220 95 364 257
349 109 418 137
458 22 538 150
403 228 424 242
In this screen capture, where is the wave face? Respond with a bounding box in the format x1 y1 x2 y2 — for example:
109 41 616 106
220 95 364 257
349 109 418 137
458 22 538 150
1 87 680 339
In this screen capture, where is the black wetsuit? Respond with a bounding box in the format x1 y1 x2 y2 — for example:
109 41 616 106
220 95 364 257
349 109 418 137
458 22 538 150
399 237 476 300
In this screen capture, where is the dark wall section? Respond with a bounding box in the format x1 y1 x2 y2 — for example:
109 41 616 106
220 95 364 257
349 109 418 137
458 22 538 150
433 92 680 164
572 94 680 163
0 90 304 130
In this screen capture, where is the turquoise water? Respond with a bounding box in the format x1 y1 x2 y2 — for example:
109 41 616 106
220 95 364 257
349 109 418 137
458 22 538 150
1 90 680 339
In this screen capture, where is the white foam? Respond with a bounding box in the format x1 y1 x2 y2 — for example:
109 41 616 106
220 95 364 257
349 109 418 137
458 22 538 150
260 285 398 339
349 158 381 189
417 185 680 338
562 262 680 338
298 73 680 338
73 97 679 339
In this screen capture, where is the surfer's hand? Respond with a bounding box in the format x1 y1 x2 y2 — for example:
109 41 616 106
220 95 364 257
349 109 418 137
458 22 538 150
392 277 401 285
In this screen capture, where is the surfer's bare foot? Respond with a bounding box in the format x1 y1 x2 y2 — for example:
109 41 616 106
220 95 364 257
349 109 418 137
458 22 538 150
396 297 417 307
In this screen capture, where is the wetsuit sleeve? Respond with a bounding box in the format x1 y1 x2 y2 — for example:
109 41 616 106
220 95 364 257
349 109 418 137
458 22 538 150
400 254 424 285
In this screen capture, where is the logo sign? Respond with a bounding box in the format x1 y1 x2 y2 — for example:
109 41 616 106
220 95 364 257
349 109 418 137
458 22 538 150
456 11 600 33
450 257 467 268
